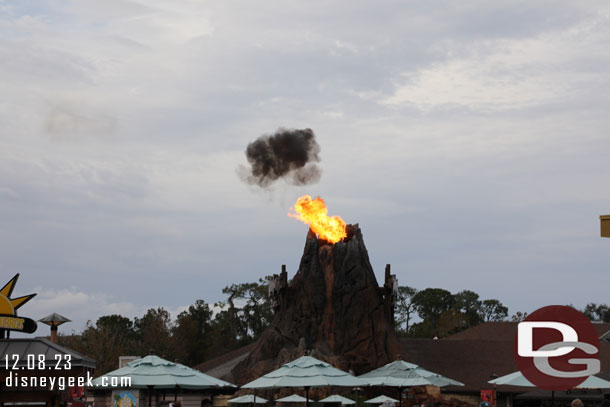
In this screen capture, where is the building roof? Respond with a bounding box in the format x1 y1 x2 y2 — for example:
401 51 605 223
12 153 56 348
399 338 520 392
196 322 610 393
446 321 610 341
400 336 610 392
195 343 254 381
0 336 96 369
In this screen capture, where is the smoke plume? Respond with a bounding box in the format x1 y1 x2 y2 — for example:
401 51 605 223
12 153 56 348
239 128 322 188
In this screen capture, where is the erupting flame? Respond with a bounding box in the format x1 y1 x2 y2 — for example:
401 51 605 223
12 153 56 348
289 195 347 243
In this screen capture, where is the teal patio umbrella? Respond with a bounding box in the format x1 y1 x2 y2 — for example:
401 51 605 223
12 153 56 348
489 371 610 388
358 359 463 407
318 395 356 405
242 356 365 407
489 370 610 407
364 395 399 404
359 360 464 387
229 395 268 404
91 355 235 407
277 394 311 403
91 355 235 389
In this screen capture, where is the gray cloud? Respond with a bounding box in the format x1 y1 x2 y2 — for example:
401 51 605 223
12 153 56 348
43 102 117 139
1 0 610 332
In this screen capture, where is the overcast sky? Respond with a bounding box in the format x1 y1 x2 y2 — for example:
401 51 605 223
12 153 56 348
2 0 610 335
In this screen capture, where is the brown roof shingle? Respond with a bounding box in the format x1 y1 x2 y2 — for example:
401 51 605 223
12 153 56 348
401 322 610 392
195 343 255 381
446 321 610 341
195 322 610 393
400 338 519 392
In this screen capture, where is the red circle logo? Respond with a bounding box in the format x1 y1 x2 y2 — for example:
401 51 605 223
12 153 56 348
513 305 600 391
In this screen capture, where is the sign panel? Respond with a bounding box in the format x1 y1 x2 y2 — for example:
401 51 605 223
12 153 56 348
68 386 87 407
0 274 37 334
514 305 600 391
0 314 37 333
480 390 495 407
113 390 139 407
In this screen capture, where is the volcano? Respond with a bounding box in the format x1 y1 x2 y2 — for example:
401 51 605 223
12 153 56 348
231 223 402 384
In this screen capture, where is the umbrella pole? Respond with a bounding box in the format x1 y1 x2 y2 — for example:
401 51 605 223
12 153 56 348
399 387 402 407
305 386 310 407
254 391 257 407
552 390 555 407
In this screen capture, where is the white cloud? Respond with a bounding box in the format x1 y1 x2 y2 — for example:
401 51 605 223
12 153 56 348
24 286 194 334
25 287 143 331
382 12 610 111
43 101 118 140
1 0 610 323
18 286 233 335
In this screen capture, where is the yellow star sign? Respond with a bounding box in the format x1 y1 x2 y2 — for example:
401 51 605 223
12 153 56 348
0 274 36 316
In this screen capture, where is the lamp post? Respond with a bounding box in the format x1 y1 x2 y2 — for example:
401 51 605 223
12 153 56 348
353 387 362 407
399 387 409 407
38 312 71 343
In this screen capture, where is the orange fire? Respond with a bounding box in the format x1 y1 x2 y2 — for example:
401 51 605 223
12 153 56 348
289 195 347 243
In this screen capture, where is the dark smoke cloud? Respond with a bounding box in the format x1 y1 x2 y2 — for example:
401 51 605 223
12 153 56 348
239 128 322 188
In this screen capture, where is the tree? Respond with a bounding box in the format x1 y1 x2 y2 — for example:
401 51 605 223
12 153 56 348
57 277 275 374
207 306 243 355
394 286 418 334
412 288 454 324
436 309 467 337
59 314 138 375
582 303 610 322
219 278 273 341
409 288 454 337
480 299 508 322
96 315 135 334
134 307 175 360
60 279 517 371
510 311 528 322
453 290 483 327
173 300 213 365
403 287 510 338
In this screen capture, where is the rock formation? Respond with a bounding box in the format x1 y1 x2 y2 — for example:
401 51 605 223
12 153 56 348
232 224 403 384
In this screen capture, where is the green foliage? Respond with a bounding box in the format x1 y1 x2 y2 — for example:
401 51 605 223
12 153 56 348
63 276 608 375
510 311 528 322
134 307 174 359
481 299 508 322
582 303 610 322
59 314 139 374
60 278 272 375
453 290 482 327
393 286 417 334
412 288 454 324
394 287 509 338
220 278 273 341
173 300 214 364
